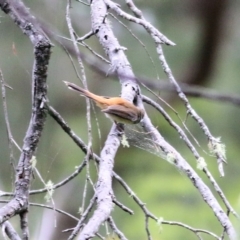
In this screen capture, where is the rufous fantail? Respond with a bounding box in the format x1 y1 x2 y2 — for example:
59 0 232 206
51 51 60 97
64 81 145 124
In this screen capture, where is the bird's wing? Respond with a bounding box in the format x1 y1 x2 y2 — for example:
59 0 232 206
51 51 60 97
102 105 138 123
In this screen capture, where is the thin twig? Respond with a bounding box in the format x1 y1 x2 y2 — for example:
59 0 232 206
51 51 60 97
103 0 175 46
112 198 133 215
0 70 15 168
110 13 160 81
57 35 110 63
142 95 238 219
0 200 79 221
68 195 96 239
107 217 128 240
145 215 152 240
156 44 226 176
113 174 221 240
66 3 95 221
124 0 144 19
30 202 79 221
37 104 223 240
76 0 90 7
66 0 93 158
31 202 79 221
52 28 240 108
2 156 87 197
29 105 88 196
77 31 94 41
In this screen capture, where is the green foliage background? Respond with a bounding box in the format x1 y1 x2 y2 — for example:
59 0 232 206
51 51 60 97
0 0 240 239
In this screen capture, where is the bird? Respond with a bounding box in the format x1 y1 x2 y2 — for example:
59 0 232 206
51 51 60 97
64 81 145 125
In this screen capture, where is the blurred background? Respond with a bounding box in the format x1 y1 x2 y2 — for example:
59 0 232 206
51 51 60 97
0 0 240 239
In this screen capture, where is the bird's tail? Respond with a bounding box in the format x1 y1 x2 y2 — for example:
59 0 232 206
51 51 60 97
64 81 88 95
63 81 105 106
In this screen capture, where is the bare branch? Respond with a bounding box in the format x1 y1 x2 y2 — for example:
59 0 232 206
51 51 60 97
69 124 121 239
140 112 236 239
112 198 133 215
145 215 152 240
37 104 225 240
19 211 29 240
125 0 144 19
29 202 79 221
67 0 236 238
83 53 240 107
0 69 15 168
45 104 119 239
68 0 141 238
107 217 128 240
68 195 97 239
114 174 221 240
0 200 79 222
57 42 240 107
46 23 240 108
142 95 238 219
0 0 51 233
1 221 21 240
65 0 92 153
156 44 226 176
103 0 175 46
29 203 79 222
0 105 88 198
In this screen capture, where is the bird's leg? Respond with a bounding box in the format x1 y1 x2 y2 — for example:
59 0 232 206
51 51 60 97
115 121 124 135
